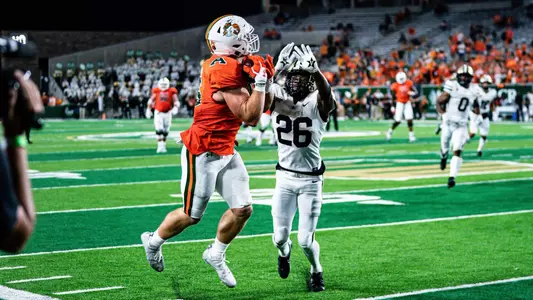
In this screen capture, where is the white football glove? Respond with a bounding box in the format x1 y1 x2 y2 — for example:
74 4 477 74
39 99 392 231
253 63 268 93
293 44 319 73
408 91 416 96
171 106 179 116
274 42 296 74
145 108 152 119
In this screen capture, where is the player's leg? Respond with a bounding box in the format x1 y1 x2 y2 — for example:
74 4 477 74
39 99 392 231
297 177 325 292
440 121 452 170
448 125 468 188
141 147 218 272
477 117 490 156
404 101 415 142
467 111 478 142
256 114 270 146
205 151 253 287
271 171 298 279
154 110 164 153
387 102 403 140
160 112 171 153
242 123 254 143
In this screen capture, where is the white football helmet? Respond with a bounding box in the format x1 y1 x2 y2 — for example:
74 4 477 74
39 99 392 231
395 71 407 84
205 14 259 57
479 74 492 84
158 77 170 91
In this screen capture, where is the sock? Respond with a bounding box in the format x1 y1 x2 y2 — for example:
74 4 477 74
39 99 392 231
478 138 486 152
302 240 323 274
450 156 462 178
211 238 229 257
149 230 166 249
276 240 291 257
441 150 448 159
387 128 393 135
409 131 415 138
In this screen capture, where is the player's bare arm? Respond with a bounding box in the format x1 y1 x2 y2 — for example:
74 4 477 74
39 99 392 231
216 86 264 126
313 71 335 122
436 92 450 115
473 98 480 115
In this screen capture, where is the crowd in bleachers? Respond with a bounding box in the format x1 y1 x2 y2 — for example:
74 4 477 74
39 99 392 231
51 50 202 119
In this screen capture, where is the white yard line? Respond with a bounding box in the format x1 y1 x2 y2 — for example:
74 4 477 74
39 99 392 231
2 209 532 259
7 275 72 284
33 179 180 191
34 177 533 214
0 266 26 271
53 286 125 295
0 285 59 300
354 275 533 300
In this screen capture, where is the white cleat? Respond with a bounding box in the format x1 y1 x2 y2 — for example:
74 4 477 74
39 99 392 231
141 232 165 272
409 136 416 143
386 132 392 141
160 145 167 153
202 244 237 288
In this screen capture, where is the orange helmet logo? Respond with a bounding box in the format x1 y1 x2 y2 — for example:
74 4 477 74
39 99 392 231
223 22 240 37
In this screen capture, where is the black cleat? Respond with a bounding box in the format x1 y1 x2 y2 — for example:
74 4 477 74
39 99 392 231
440 155 448 171
435 124 442 135
309 272 325 292
278 243 291 279
477 151 482 157
448 177 456 189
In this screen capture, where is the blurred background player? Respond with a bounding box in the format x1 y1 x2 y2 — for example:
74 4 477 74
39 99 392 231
146 77 179 153
386 71 417 142
268 43 335 292
256 109 276 146
435 72 457 136
467 74 497 156
141 14 274 288
436 65 480 189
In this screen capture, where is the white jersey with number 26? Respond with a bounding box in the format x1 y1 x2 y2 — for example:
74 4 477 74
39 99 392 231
443 80 481 124
269 83 328 174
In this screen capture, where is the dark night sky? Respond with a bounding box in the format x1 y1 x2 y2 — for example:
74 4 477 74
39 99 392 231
4 0 263 31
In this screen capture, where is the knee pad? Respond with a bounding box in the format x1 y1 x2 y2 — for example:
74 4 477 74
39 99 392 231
155 130 163 135
162 131 169 137
297 230 314 249
273 226 291 247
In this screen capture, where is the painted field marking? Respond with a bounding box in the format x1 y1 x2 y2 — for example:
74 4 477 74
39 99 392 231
0 266 26 271
33 179 180 191
3 209 533 259
0 285 59 300
34 177 533 214
354 275 533 300
53 286 125 295
7 275 72 284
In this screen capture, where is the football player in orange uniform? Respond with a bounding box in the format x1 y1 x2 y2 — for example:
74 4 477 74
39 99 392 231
141 14 274 288
146 77 179 153
386 71 418 142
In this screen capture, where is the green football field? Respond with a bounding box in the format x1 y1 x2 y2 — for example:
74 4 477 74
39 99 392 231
1 118 532 300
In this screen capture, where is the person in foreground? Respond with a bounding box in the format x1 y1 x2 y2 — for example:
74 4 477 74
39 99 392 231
436 64 481 189
268 43 336 292
0 70 43 253
140 14 275 288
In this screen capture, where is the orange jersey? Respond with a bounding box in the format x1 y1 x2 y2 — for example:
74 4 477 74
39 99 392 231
391 79 414 103
152 87 178 112
180 55 249 156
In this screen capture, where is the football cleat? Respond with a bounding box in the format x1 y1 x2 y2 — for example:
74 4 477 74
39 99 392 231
141 232 165 272
409 136 416 143
440 156 448 171
203 244 237 288
448 177 456 189
309 272 325 292
435 124 442 135
385 131 392 141
278 242 292 279
477 151 482 157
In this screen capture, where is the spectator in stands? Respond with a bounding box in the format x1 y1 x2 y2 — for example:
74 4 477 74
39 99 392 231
440 20 449 31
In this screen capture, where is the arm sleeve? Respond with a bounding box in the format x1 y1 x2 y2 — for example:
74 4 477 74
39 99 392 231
0 146 19 237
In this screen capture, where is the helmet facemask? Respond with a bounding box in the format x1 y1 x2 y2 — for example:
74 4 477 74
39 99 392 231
285 71 315 101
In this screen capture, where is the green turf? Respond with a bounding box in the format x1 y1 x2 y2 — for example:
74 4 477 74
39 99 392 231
0 119 531 299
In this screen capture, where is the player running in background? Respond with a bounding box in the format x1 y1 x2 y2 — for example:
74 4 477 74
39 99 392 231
436 65 480 188
141 14 274 288
386 71 417 142
467 74 497 156
255 109 277 146
435 72 457 136
146 77 179 153
268 43 335 292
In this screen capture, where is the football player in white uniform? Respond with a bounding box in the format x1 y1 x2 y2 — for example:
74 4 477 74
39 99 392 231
267 43 335 292
467 74 497 157
436 65 481 188
255 111 277 146
435 72 457 136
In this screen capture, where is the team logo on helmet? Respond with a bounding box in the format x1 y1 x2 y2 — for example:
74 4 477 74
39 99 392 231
223 21 241 37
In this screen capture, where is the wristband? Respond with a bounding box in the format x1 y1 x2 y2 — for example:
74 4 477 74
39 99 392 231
6 135 27 149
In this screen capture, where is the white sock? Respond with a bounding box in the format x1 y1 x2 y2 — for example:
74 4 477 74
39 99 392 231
302 240 323 274
409 131 415 138
450 155 462 178
387 128 393 135
211 238 229 257
149 230 166 249
478 138 486 152
276 240 291 257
